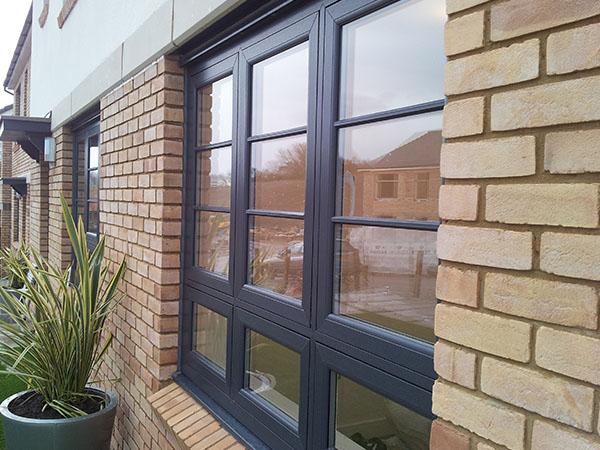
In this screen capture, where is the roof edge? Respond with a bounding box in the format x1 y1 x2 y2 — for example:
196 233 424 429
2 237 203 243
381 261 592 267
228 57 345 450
3 4 33 89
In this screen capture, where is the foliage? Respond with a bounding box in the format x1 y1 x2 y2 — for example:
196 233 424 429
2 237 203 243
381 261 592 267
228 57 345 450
0 244 31 289
0 196 126 418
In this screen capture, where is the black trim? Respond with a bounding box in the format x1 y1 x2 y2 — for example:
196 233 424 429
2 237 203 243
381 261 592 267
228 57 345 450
180 0 444 447
0 177 27 197
0 116 51 162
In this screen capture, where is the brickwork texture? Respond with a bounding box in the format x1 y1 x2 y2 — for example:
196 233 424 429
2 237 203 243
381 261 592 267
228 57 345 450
432 1 600 449
97 56 184 450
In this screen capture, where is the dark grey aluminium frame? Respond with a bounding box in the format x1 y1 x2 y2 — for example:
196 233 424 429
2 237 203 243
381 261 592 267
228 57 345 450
179 0 443 448
71 109 101 249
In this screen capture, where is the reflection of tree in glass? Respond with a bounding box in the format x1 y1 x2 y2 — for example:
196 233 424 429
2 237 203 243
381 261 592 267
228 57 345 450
203 213 229 275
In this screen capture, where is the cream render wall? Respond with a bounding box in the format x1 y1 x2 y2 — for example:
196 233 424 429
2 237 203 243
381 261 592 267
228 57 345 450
30 0 243 129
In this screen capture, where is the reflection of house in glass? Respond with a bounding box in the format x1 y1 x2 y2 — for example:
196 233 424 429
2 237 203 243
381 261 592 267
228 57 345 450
343 130 441 221
337 129 442 343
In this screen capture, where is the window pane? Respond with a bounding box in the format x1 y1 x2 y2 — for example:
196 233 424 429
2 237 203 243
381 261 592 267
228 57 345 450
198 75 233 145
250 134 306 213
339 111 442 221
334 225 437 343
196 147 232 208
339 0 445 118
88 135 99 169
76 139 86 222
194 304 227 372
248 216 304 299
333 375 431 450
87 201 99 234
196 211 230 277
88 169 99 200
252 42 309 135
246 330 300 421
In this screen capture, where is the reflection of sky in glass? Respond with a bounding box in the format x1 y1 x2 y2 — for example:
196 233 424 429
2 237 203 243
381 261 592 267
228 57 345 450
340 0 446 119
340 111 443 163
203 147 232 179
252 42 309 135
199 76 233 145
251 134 306 173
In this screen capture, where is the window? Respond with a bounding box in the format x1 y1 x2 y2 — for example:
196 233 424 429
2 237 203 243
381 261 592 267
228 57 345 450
72 118 100 248
13 194 19 243
376 174 399 199
181 1 445 448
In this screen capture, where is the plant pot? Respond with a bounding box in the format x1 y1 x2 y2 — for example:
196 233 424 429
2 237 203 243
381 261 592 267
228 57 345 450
0 388 117 450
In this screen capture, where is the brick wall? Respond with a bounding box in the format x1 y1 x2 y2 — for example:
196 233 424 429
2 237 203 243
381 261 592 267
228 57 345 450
0 141 12 253
97 56 184 450
47 127 73 270
432 1 600 449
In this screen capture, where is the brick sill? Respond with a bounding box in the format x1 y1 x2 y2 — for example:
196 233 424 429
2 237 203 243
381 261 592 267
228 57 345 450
150 374 255 449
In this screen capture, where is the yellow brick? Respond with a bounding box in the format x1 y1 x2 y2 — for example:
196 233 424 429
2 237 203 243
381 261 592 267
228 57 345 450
446 0 488 14
439 185 479 221
436 265 479 307
443 97 484 138
434 340 477 389
445 40 539 95
485 184 599 228
438 225 533 270
441 137 536 179
433 381 526 450
536 327 600 385
491 0 600 42
492 76 600 130
532 420 600 450
545 129 600 174
481 357 594 431
547 23 600 75
435 304 531 361
445 11 484 56
540 232 600 281
484 272 598 329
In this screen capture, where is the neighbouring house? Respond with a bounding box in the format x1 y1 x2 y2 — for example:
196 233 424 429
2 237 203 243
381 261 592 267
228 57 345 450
0 0 599 449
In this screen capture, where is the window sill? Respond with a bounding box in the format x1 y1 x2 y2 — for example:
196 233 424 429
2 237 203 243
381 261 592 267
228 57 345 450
57 0 78 29
149 376 246 449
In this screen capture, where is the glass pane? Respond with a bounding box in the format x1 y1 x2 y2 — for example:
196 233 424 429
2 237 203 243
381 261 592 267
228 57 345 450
88 169 99 200
252 42 309 135
196 147 232 208
246 330 300 421
198 75 233 145
76 139 86 222
339 111 442 221
88 135 99 169
248 216 304 299
87 201 99 234
339 0 445 119
333 374 431 450
334 225 437 343
193 304 227 372
195 211 230 277
250 134 306 213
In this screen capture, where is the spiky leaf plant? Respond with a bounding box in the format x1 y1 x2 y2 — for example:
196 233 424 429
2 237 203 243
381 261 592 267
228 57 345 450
0 196 125 417
0 244 30 289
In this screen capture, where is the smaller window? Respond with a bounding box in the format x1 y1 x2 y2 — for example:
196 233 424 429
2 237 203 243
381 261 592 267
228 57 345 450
375 173 399 199
193 304 228 373
13 194 19 243
245 330 301 422
415 173 429 200
331 374 431 449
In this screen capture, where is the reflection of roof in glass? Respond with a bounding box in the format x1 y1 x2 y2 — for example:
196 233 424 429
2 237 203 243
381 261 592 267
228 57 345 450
363 130 441 170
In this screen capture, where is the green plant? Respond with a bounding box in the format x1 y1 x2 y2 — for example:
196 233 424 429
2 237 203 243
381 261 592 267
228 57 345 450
0 244 31 289
0 196 125 417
